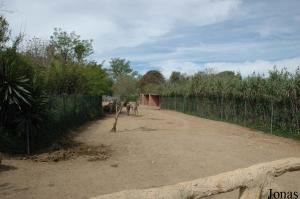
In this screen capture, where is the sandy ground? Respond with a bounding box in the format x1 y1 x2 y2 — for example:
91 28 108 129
1 106 300 199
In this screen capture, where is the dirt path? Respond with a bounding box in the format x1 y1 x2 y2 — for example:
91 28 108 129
1 106 300 199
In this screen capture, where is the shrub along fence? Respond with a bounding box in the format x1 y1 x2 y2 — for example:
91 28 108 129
161 95 300 139
0 95 102 153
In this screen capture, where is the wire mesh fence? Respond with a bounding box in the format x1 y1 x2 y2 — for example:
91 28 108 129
161 95 300 139
36 95 103 149
45 95 103 132
1 95 103 153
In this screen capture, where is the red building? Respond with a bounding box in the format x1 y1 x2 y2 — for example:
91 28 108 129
139 94 160 107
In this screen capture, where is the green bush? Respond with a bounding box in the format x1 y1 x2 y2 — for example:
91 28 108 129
161 69 300 139
0 16 109 154
0 95 102 153
36 95 103 151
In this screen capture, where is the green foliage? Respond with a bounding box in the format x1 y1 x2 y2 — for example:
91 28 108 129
0 95 102 153
0 15 9 49
40 95 102 149
45 60 111 96
0 16 108 154
142 83 162 94
83 62 112 96
108 58 138 100
169 71 182 83
50 28 93 62
25 37 53 68
46 29 110 96
161 68 300 138
108 58 137 80
0 45 32 127
112 74 138 100
139 70 165 93
0 36 47 154
162 72 192 96
46 59 86 94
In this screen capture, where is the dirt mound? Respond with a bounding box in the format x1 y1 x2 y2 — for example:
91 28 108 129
15 139 112 162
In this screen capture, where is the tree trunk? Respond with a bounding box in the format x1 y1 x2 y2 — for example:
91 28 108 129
111 103 123 132
26 128 30 155
244 100 247 125
91 158 300 199
270 101 274 134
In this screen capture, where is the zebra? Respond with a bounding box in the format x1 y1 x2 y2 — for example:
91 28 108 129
133 101 139 116
126 103 131 116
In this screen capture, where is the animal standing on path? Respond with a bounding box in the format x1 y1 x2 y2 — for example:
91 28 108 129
133 102 139 116
126 103 131 116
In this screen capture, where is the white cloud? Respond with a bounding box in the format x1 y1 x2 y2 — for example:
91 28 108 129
3 0 300 77
146 57 300 78
256 22 294 38
203 57 300 76
147 60 201 78
4 0 241 53
175 42 259 53
112 42 262 66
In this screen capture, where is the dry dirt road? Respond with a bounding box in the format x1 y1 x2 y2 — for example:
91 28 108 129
1 106 300 199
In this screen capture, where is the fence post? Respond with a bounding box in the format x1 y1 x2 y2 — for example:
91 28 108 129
244 100 247 125
63 94 66 115
221 95 224 120
271 101 274 134
175 95 177 110
182 96 184 112
296 104 300 134
166 96 168 109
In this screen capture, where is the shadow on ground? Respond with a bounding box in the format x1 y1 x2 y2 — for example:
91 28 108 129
0 164 17 172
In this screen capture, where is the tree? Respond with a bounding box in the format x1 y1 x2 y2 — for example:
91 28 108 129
0 15 9 49
46 60 86 95
83 61 112 96
111 74 138 132
50 28 93 62
108 59 138 132
169 71 181 83
110 74 138 133
0 31 45 154
139 70 165 93
25 37 53 68
112 75 138 100
110 101 123 132
74 40 93 62
109 58 136 80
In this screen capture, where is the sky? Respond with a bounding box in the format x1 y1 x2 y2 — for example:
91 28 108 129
2 0 300 77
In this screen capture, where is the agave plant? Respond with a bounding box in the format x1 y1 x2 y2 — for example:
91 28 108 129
15 93 47 154
0 45 32 123
0 42 47 154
